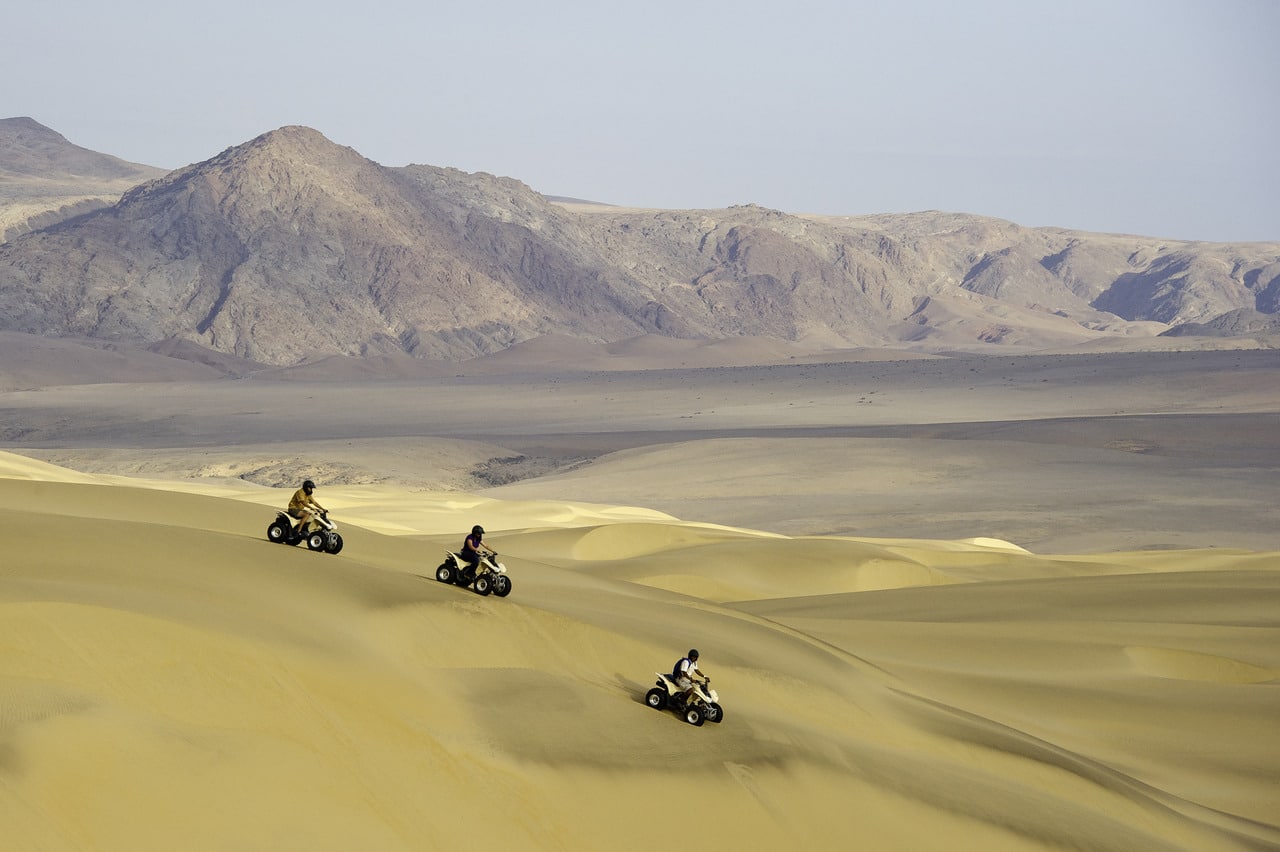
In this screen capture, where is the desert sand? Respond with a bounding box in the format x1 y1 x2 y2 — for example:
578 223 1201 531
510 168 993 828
1 339 1278 850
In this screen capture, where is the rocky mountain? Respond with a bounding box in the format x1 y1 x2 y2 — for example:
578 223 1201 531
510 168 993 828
1159 308 1280 338
0 117 169 241
0 123 1277 365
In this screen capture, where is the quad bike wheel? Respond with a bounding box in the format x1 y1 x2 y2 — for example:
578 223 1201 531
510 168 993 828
705 702 724 724
324 532 344 555
306 531 327 551
684 705 706 726
645 688 667 710
492 574 512 597
267 522 289 543
435 563 455 583
473 574 493 596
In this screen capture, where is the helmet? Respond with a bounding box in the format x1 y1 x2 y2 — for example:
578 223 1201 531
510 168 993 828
472 525 485 536
688 649 699 660
303 480 315 491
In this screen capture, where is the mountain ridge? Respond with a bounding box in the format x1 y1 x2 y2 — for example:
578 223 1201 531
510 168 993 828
0 117 169 241
1 121 1277 365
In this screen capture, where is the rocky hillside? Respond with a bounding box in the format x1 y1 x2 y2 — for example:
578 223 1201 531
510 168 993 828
0 117 169 241
0 123 1277 364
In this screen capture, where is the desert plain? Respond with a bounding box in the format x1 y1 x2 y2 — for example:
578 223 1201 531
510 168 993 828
1 336 1278 851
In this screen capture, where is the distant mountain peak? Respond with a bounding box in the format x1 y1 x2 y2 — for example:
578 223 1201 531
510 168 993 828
0 116 164 179
239 124 341 153
216 125 361 166
0 116 169 239
0 116 71 143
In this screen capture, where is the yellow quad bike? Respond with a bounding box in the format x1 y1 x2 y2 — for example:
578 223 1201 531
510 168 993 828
645 673 723 726
434 549 512 597
266 511 343 554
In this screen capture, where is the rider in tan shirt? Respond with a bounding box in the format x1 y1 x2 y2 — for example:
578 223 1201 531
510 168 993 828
288 480 326 533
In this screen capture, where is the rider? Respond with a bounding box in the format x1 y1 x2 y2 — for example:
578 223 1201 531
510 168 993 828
461 524 495 580
288 480 326 534
673 649 707 707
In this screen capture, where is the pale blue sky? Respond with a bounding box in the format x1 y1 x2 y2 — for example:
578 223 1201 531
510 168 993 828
4 0 1277 241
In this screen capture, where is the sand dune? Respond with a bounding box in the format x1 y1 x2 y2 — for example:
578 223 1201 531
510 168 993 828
2 345 1278 849
485 430 1280 553
2 450 1277 851
6 348 1278 553
0 332 223 391
457 334 943 374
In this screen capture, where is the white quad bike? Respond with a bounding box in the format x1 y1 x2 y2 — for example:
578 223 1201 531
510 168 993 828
645 673 724 726
434 549 512 597
266 511 344 554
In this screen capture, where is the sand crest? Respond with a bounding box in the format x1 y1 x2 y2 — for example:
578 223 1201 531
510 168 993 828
2 450 1277 851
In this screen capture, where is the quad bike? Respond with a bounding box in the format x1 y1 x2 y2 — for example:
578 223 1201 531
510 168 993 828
434 549 512 597
645 673 724 726
266 511 344 554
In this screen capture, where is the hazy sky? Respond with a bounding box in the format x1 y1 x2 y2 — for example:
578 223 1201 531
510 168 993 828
5 0 1277 241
